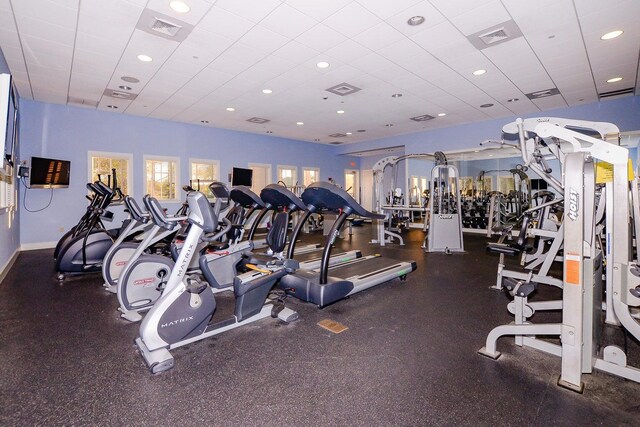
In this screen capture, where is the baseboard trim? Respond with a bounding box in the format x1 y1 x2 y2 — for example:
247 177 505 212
0 248 20 284
21 241 57 251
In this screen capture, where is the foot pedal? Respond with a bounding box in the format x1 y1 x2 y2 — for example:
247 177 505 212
277 307 299 323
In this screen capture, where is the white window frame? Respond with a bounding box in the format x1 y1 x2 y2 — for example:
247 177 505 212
302 167 320 187
277 164 298 188
88 151 134 197
144 155 181 202
189 158 220 198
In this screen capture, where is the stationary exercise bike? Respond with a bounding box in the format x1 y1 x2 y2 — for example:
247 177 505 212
103 196 178 293
135 190 298 374
115 195 190 322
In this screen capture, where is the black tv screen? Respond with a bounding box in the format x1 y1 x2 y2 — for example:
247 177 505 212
232 167 253 186
30 156 71 188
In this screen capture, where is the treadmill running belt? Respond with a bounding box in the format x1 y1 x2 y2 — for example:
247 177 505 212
326 256 404 279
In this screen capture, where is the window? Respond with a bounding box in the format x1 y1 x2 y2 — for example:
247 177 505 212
459 177 474 198
478 176 493 195
302 167 319 187
410 176 420 205
249 163 271 194
498 175 515 194
277 165 298 188
0 168 15 211
145 156 180 201
344 169 359 201
189 159 220 198
89 151 133 196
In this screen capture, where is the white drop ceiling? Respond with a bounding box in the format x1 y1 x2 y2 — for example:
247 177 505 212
0 0 638 145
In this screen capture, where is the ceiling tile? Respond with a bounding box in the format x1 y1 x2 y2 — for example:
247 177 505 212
214 0 282 23
323 2 382 38
273 40 320 63
285 0 352 21
296 24 347 52
353 21 406 51
198 5 254 38
355 0 422 19
261 3 318 39
238 25 290 54
448 0 511 36
324 39 371 63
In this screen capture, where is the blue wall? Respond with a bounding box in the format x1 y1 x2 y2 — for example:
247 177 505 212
336 96 640 156
19 100 359 245
0 47 20 278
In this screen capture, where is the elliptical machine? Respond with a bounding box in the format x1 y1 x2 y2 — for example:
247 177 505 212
55 181 120 280
135 190 298 374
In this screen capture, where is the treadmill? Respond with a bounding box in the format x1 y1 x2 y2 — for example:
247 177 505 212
280 182 417 308
247 184 362 270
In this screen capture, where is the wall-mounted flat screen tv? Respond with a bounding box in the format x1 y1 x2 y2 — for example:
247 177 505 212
231 167 253 187
0 73 18 169
29 156 71 188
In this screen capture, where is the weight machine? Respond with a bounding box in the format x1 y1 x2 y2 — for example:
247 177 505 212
479 117 640 392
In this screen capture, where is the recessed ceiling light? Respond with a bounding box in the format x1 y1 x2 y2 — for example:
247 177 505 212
118 85 132 91
607 77 622 83
407 16 425 26
488 154 494 157
601 30 623 40
262 89 273 94
226 107 235 112
346 132 352 135
337 110 345 114
296 122 304 125
507 98 519 102
201 120 209 123
437 113 446 117
474 150 480 153
137 54 153 62
391 93 403 98
480 103 494 108
314 138 320 142
316 61 330 69
385 123 394 127
121 76 139 83
473 69 487 76
169 1 190 14
107 105 118 109
266 130 273 134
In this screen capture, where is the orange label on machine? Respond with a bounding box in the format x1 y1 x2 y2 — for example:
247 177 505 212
565 255 581 285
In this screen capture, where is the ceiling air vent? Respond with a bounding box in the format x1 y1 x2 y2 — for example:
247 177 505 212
150 17 182 37
67 96 98 108
136 8 194 42
525 88 560 100
328 133 347 138
329 141 343 145
468 20 523 50
246 117 270 124
479 28 509 45
598 87 635 100
103 88 137 101
326 82 361 96
410 114 435 122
